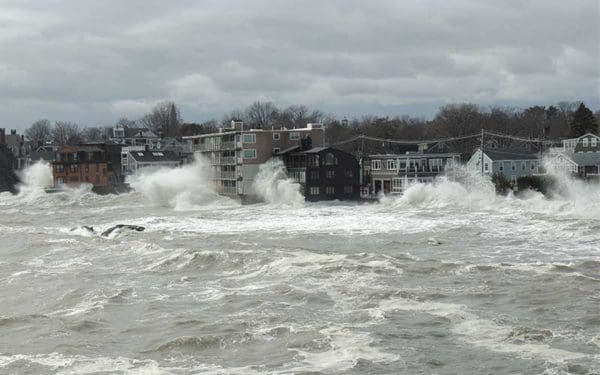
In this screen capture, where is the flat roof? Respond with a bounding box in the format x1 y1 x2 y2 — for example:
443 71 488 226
182 127 321 140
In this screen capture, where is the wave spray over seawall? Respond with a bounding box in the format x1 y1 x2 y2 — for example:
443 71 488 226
127 157 228 209
252 159 304 206
17 161 53 193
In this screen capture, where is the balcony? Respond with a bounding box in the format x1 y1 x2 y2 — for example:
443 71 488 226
222 156 237 165
221 186 238 195
221 141 235 150
219 171 237 179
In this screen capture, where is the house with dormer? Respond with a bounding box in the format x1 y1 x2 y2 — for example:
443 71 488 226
545 133 600 178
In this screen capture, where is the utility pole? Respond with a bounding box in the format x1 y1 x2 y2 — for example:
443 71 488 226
480 128 484 176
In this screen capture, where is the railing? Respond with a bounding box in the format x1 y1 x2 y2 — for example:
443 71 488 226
221 186 238 195
221 141 235 150
222 157 236 165
219 171 237 179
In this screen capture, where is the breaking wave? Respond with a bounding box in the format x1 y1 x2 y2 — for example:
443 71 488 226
380 166 600 218
127 156 232 210
16 161 53 193
252 159 304 206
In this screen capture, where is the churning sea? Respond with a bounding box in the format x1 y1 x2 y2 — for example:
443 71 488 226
0 161 598 374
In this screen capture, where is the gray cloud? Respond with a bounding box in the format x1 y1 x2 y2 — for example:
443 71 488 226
0 0 598 130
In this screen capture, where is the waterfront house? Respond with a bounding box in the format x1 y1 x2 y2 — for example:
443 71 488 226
467 148 540 182
110 124 158 146
278 146 360 201
52 145 117 193
364 151 461 195
182 121 325 200
124 149 182 175
544 133 600 178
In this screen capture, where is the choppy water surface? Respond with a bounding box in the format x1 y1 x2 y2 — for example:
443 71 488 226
0 163 598 374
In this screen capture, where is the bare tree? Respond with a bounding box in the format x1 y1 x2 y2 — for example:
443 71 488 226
82 127 103 142
52 121 82 146
25 119 52 147
245 101 278 128
278 105 324 128
140 102 182 137
115 117 137 128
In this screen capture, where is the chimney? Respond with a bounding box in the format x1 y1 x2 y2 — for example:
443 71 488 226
301 135 312 150
0 128 5 145
11 129 16 135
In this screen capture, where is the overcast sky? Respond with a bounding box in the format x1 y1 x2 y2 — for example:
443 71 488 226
1 0 599 130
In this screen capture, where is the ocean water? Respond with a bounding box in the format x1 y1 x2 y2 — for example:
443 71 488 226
0 161 598 374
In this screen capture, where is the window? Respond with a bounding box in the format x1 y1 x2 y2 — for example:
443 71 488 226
56 164 64 173
499 165 503 171
484 163 489 172
137 152 144 156
371 160 382 170
310 186 320 195
70 164 78 173
273 133 280 140
399 160 407 170
344 186 353 194
57 177 65 185
430 159 442 171
289 132 300 140
243 149 257 159
521 162 526 171
325 153 337 166
273 147 280 154
326 186 335 195
243 134 256 144
386 159 397 170
345 170 353 178
591 137 597 147
326 170 335 179
511 162 516 171
392 178 403 193
310 170 319 179
583 138 589 147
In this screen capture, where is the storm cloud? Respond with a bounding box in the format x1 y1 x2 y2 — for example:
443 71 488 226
1 0 598 129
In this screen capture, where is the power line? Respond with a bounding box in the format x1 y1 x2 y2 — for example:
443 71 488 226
329 130 554 148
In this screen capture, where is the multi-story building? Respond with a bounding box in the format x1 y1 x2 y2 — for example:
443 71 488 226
365 151 461 195
52 145 117 193
183 121 325 199
278 145 360 201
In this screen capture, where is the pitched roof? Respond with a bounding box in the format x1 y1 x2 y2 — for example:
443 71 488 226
275 145 301 155
483 149 539 161
570 152 600 166
302 146 329 154
129 150 181 162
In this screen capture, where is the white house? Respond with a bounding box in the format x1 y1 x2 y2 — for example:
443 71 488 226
125 150 182 175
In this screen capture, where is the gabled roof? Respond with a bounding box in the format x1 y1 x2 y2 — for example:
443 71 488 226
129 150 181 162
302 147 329 154
275 145 301 155
482 149 538 161
570 152 600 166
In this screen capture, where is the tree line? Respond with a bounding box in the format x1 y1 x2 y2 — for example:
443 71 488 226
22 100 599 147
